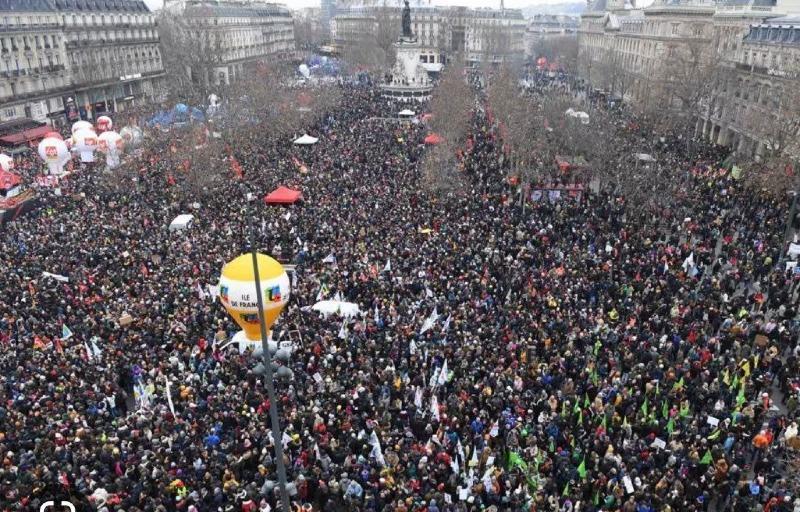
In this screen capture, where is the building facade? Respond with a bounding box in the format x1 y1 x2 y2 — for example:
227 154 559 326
699 15 800 157
577 0 800 157
525 15 579 58
0 0 164 125
179 1 295 86
331 6 527 67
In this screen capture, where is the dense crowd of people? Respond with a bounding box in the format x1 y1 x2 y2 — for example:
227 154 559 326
1 75 800 512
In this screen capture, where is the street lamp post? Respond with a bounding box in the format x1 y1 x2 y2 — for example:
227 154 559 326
243 187 292 512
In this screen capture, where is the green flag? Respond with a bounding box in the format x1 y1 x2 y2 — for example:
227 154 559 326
700 449 713 465
562 482 570 496
662 400 669 419
672 377 684 392
573 400 581 414
593 490 600 506
601 414 608 430
508 451 528 472
577 458 587 479
584 393 590 408
736 386 746 407
707 429 721 441
641 397 649 417
731 373 739 390
578 409 583 424
679 402 690 418
594 339 601 356
561 401 567 417
666 418 675 434
548 439 555 453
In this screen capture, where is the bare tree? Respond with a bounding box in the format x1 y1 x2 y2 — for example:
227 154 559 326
157 9 225 103
294 12 326 53
424 58 474 194
647 40 720 140
743 74 800 166
487 64 543 206
530 35 578 75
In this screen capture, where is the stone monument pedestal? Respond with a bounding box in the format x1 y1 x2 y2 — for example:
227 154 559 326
380 37 433 102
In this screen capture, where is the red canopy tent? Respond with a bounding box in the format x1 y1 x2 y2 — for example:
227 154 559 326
264 186 302 205
0 169 21 190
424 133 443 145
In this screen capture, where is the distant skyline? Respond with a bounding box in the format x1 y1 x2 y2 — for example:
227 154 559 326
143 0 579 11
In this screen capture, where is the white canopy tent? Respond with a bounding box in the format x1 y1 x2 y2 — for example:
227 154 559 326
565 109 590 125
169 214 194 231
293 134 319 145
311 300 362 318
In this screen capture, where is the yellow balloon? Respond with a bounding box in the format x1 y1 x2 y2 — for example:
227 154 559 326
219 253 290 341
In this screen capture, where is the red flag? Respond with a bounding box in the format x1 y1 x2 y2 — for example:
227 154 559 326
167 174 176 186
230 157 243 179
54 338 64 354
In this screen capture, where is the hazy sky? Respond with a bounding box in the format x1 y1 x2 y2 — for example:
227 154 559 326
143 0 574 11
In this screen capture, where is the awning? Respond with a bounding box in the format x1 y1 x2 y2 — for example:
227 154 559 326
0 170 21 190
0 125 52 145
293 134 318 145
424 133 443 145
264 186 303 205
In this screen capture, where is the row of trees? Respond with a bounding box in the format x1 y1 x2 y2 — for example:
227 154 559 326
570 32 800 189
422 59 473 193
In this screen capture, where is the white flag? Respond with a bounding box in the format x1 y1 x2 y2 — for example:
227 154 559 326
430 394 440 421
84 341 93 361
369 430 386 466
429 366 439 388
374 305 380 324
207 284 219 302
196 283 206 300
164 377 177 418
682 252 695 272
322 253 336 264
414 386 423 408
450 452 460 475
437 359 449 386
482 465 494 491
338 321 347 340
442 314 452 332
457 439 466 464
383 259 392 272
410 339 417 355
316 283 329 301
420 307 439 334
90 337 102 357
425 288 434 298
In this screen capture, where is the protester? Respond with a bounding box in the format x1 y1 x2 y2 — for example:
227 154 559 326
0 75 798 512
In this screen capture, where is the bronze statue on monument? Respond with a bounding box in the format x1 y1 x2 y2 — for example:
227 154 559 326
402 0 413 39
